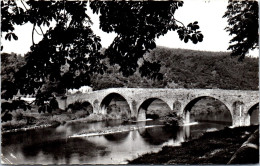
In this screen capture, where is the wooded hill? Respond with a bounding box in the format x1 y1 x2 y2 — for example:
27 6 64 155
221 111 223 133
91 46 259 90
2 47 258 92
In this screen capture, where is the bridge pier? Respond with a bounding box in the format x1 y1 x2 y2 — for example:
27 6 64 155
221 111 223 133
129 100 138 120
56 97 67 110
232 102 246 127
137 108 146 121
244 115 251 126
93 100 101 114
183 111 190 124
184 125 190 139
232 113 250 127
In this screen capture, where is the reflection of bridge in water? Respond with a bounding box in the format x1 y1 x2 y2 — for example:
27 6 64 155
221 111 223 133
100 125 189 146
101 122 197 146
57 88 259 127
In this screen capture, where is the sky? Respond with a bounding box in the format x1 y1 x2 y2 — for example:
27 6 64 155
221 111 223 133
1 0 259 57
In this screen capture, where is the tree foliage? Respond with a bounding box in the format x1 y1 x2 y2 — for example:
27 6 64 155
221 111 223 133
1 53 25 82
2 1 106 99
1 53 33 121
1 1 203 116
1 53 25 99
90 1 203 78
223 0 259 60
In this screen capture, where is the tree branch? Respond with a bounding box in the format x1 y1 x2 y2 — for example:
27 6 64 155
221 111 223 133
34 28 42 35
39 27 44 35
32 24 36 45
173 18 185 27
34 27 44 36
170 6 185 27
21 0 28 10
22 0 44 36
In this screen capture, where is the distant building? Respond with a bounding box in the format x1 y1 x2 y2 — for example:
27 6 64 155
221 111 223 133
68 86 93 94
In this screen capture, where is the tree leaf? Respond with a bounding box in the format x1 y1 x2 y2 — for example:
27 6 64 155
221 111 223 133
11 33 18 40
184 36 189 43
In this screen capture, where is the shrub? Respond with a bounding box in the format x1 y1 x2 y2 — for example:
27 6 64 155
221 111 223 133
146 113 159 120
161 112 183 127
14 111 24 121
25 116 37 125
75 110 88 119
68 101 93 114
121 110 129 120
2 112 12 122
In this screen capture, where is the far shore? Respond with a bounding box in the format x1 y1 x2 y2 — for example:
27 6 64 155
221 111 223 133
1 113 197 135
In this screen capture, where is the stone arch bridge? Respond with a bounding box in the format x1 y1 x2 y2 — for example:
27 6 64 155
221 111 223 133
57 88 259 127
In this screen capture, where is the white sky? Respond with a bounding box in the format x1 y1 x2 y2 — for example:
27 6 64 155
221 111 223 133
1 0 259 57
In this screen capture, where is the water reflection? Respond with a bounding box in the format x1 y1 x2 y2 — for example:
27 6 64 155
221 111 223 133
138 127 177 145
2 112 231 165
104 132 129 142
21 137 108 165
193 111 232 125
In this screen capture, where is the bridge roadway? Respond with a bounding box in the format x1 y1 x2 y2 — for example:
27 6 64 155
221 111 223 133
57 88 259 127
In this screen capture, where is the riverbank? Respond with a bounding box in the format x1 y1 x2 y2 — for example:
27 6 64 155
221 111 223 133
1 108 122 133
129 125 259 164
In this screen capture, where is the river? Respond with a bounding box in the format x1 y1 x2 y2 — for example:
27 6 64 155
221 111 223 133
2 111 232 165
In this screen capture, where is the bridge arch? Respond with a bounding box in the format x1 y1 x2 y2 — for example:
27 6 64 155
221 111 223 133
80 101 93 115
100 93 132 119
66 100 93 117
247 103 259 125
137 98 172 121
183 96 233 125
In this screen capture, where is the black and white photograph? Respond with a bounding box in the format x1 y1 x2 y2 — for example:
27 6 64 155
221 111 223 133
1 0 259 165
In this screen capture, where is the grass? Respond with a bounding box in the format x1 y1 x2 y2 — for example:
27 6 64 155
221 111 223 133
1 108 87 132
128 125 259 164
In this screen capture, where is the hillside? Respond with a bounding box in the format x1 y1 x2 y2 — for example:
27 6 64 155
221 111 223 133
91 47 259 90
